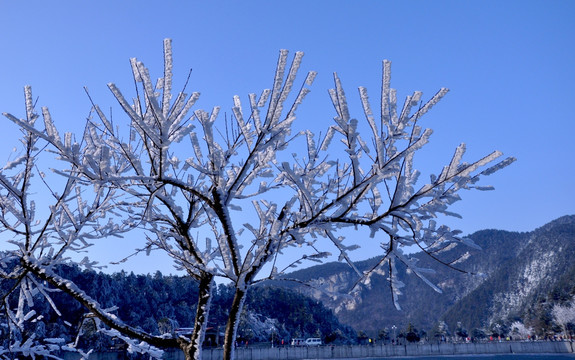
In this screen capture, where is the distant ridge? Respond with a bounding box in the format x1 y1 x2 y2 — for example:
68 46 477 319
281 215 575 336
443 214 575 331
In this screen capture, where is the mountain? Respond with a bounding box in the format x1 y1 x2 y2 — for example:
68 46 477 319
280 215 575 337
442 215 575 332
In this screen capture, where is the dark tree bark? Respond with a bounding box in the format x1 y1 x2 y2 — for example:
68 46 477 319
223 287 247 360
182 273 214 360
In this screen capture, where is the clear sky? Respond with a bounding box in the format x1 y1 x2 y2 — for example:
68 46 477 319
1 1 573 274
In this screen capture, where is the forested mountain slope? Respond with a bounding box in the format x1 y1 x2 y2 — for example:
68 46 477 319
0 266 355 351
282 215 575 336
442 215 575 332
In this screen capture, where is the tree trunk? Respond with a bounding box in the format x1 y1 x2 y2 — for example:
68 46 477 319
222 287 247 360
182 273 214 360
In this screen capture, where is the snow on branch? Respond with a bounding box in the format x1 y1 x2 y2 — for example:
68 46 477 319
1 40 515 359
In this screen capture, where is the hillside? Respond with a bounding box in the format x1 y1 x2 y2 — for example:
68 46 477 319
442 215 575 332
281 215 575 337
0 266 355 351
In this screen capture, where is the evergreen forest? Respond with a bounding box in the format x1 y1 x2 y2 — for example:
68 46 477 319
0 264 356 353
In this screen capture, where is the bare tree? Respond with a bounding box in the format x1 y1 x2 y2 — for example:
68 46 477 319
2 39 515 360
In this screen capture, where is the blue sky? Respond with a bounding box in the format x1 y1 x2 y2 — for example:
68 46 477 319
1 1 573 274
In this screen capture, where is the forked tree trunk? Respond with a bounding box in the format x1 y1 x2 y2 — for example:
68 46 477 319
222 287 247 360
182 273 214 360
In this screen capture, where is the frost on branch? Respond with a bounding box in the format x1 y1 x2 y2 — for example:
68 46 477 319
0 87 156 358
552 300 575 336
2 39 514 360
305 59 515 310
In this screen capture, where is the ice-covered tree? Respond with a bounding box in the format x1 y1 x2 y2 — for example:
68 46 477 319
3 39 514 360
0 87 139 358
552 301 575 337
510 321 533 340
